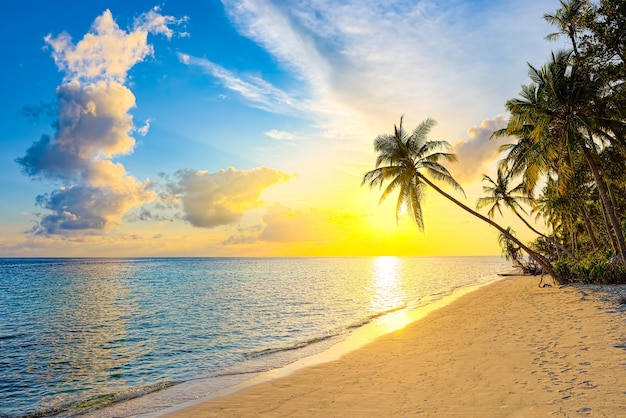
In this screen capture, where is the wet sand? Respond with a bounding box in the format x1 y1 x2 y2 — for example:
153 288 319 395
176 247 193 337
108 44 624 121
155 276 626 417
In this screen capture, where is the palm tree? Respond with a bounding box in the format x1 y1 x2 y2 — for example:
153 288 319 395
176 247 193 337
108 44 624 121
477 168 537 232
534 179 570 248
565 163 601 251
544 0 590 57
503 50 626 258
362 116 562 283
494 128 570 197
497 227 522 264
476 167 571 257
534 176 587 254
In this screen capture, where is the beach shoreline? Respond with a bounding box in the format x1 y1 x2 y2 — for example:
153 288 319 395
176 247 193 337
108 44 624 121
86 272 504 418
149 275 625 417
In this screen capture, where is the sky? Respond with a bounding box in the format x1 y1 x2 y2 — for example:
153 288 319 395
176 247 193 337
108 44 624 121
0 0 567 257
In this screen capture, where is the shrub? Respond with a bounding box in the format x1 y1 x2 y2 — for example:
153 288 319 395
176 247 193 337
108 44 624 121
565 252 626 284
553 259 571 281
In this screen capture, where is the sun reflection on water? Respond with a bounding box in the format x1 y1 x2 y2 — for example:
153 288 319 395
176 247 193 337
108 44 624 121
370 256 406 312
369 256 411 332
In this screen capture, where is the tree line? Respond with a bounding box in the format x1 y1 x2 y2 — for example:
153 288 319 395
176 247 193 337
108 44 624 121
363 0 626 284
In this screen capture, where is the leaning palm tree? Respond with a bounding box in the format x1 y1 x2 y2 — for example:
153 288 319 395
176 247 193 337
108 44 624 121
477 167 571 257
362 116 562 283
477 167 536 229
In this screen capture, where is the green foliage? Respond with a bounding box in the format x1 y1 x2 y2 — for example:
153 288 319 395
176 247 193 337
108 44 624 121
497 228 521 262
492 0 626 267
362 117 463 231
553 259 571 279
530 236 557 260
552 251 626 284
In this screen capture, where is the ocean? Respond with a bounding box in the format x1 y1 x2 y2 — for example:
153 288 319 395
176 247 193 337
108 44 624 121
0 256 507 417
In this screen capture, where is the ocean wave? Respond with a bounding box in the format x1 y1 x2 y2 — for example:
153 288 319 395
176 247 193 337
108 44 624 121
4 381 177 418
242 304 408 362
345 304 408 329
243 333 341 360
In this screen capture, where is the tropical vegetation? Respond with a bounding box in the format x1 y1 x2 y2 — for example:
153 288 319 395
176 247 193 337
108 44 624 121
364 0 626 284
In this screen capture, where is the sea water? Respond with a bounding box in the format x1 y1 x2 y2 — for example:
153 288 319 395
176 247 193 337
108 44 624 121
0 256 507 417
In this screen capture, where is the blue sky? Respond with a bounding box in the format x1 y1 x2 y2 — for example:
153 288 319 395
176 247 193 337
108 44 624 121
0 0 565 256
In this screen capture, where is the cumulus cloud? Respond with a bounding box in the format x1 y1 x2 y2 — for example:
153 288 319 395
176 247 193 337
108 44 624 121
17 8 183 235
33 180 154 234
165 167 293 228
45 8 185 84
450 115 509 182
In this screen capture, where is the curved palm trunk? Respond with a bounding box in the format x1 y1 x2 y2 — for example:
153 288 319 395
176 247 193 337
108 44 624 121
607 185 621 226
511 209 572 258
512 209 545 237
579 204 599 250
569 213 577 253
418 175 564 284
580 143 626 258
599 196 619 255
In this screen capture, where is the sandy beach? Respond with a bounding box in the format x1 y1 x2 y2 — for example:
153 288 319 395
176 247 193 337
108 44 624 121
155 276 626 417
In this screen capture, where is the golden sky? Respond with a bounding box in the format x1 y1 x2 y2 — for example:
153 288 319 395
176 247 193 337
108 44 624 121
1 1 559 257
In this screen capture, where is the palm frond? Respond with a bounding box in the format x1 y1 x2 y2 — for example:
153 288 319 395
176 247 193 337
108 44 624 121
379 173 405 205
422 162 466 196
362 166 402 188
476 196 497 211
409 118 437 150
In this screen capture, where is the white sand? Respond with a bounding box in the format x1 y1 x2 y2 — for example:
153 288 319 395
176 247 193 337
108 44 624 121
158 276 626 417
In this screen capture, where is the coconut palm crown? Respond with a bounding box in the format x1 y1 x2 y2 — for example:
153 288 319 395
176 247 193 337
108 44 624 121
476 167 534 220
361 116 463 231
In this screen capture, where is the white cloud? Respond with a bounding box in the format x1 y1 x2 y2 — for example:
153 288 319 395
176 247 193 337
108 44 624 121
178 53 306 115
136 118 152 136
44 8 186 84
221 0 331 89
134 6 188 40
18 8 183 235
450 115 509 182
211 0 554 148
265 129 295 141
46 10 151 84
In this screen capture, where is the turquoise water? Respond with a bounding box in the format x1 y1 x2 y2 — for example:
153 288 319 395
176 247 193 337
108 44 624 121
0 256 507 417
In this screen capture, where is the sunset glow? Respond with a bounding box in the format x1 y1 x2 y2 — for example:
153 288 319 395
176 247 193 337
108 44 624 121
1 1 559 257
